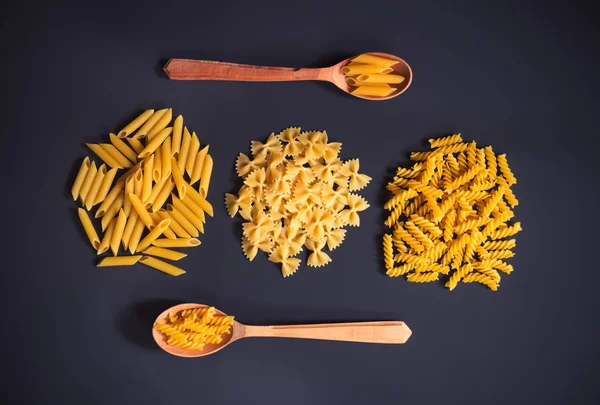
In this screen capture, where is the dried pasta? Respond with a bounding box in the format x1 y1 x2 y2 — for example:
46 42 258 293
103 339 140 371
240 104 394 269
383 134 521 290
69 108 214 276
342 54 405 98
226 128 370 277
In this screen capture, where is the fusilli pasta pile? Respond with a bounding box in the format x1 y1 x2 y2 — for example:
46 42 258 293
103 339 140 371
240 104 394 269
383 134 521 290
154 306 234 350
226 128 371 277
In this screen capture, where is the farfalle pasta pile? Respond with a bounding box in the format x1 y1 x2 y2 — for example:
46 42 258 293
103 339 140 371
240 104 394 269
383 134 521 291
225 128 371 277
154 306 234 351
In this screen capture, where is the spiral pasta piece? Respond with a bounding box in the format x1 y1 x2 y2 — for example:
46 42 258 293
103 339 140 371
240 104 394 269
383 234 394 270
407 272 439 283
429 133 462 148
497 154 516 185
462 272 498 291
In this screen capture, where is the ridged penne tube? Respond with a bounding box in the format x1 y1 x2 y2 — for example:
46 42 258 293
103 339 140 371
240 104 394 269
71 157 91 200
157 210 191 238
128 193 154 230
78 208 101 250
149 213 177 239
177 127 192 174
100 144 133 168
139 256 185 276
356 73 405 84
145 177 168 209
96 181 124 218
117 109 154 138
186 132 200 177
109 133 138 163
85 164 107 210
133 108 167 139
147 108 172 141
166 204 199 237
199 154 213 198
179 192 205 223
127 137 144 154
352 54 398 68
87 144 122 168
138 127 173 159
152 238 201 248
153 148 162 182
151 177 175 213
161 136 172 180
133 167 143 196
97 255 142 267
171 157 187 199
121 210 139 250
190 145 208 185
341 64 392 75
136 219 171 252
143 246 187 261
171 115 183 157
185 184 214 217
78 161 97 204
92 167 118 206
351 86 395 97
97 218 116 255
122 176 134 217
110 209 127 256
172 194 204 233
128 218 146 254
142 155 154 202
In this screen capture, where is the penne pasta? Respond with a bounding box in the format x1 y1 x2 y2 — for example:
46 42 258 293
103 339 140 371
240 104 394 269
87 143 122 168
78 161 98 204
157 209 191 238
145 177 168 209
356 73 405 84
101 194 124 231
97 255 143 267
96 181 124 218
185 132 200 177
139 256 186 276
127 137 145 155
85 164 107 210
153 147 162 182
177 127 192 174
149 213 177 239
147 108 172 141
138 127 173 159
166 204 199 237
143 246 187 261
185 184 214 217
172 194 204 233
341 64 392 75
352 54 398 68
122 176 135 217
161 137 172 180
152 238 201 248
171 115 183 157
109 133 138 163
97 218 116 255
190 145 208 185
92 167 118 206
136 219 171 252
128 193 155 230
345 77 390 87
128 218 146 254
133 108 168 139
121 210 139 250
199 154 213 198
110 209 128 256
71 157 91 201
78 208 101 250
179 193 205 223
142 155 154 202
117 109 154 138
133 167 143 197
100 144 133 168
170 157 187 199
151 177 175 213
351 85 396 97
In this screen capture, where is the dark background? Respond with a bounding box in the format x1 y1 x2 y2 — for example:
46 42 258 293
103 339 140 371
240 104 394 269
1 1 599 404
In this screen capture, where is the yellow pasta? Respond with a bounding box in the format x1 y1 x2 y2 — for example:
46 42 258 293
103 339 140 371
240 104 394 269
110 209 127 256
177 127 192 174
352 54 398 68
166 204 199 237
109 133 138 163
171 115 183 157
97 255 142 267
78 208 101 250
100 144 133 168
71 157 91 201
84 164 107 210
157 209 191 238
92 167 118 206
151 177 175 213
147 108 172 141
122 176 135 216
133 108 167 139
149 213 177 240
97 218 116 255
128 193 154 230
141 154 154 202
136 219 171 252
96 182 124 219
152 238 200 248
128 218 146 254
341 64 392 75
185 184 214 217
138 127 173 159
356 73 406 84
127 137 145 154
161 137 172 180
185 132 201 177
78 161 98 204
139 256 185 276
87 144 122 168
153 148 162 182
199 154 213 198
121 211 139 250
178 192 205 223
117 109 155 138
172 195 204 233
170 157 187 199
143 246 187 261
190 145 208 185
351 85 395 97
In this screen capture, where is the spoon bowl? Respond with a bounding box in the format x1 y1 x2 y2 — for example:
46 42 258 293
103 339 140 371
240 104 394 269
163 52 412 101
153 303 412 358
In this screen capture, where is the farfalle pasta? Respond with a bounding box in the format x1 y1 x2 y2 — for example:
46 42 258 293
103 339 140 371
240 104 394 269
226 128 371 277
383 134 521 291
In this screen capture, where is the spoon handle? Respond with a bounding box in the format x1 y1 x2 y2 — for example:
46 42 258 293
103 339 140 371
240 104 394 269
242 321 412 344
164 59 326 81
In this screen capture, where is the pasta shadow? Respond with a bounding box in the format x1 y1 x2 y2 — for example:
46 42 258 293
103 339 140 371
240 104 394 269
116 299 185 350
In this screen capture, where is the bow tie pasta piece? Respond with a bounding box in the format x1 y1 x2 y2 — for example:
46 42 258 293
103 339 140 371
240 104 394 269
226 128 370 277
383 134 521 291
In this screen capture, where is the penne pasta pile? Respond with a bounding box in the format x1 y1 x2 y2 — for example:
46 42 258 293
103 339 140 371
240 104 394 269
71 108 214 276
342 54 406 98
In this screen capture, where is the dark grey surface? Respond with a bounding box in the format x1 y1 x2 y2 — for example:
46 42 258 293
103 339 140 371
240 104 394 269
1 1 599 404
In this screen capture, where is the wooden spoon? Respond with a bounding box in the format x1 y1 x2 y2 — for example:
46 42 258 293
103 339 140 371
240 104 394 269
163 52 412 101
153 303 412 358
